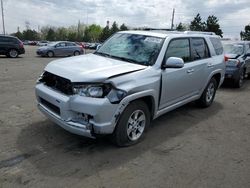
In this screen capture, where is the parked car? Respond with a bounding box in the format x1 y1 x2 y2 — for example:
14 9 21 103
88 43 99 49
36 41 84 57
35 31 225 146
37 40 49 46
0 35 25 58
28 41 37 45
23 40 30 45
223 41 250 87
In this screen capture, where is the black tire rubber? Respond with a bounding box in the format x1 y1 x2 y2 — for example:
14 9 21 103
247 73 250 80
111 100 150 147
8 49 18 58
234 71 244 88
196 77 218 108
74 51 80 56
47 51 54 57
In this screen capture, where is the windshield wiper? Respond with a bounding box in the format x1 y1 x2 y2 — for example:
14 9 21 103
95 52 144 65
94 51 111 57
109 55 142 65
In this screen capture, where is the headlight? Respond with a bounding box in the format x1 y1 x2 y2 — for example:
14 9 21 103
73 84 127 103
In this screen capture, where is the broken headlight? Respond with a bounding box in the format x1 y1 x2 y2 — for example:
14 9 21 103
73 84 127 103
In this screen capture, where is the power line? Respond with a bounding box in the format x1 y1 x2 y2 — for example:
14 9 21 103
1 0 5 35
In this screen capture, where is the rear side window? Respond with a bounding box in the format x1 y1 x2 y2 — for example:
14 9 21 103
0 37 11 42
210 37 223 55
165 38 191 62
66 42 76 46
191 38 210 60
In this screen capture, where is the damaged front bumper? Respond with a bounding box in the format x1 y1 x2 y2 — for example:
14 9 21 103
35 83 123 138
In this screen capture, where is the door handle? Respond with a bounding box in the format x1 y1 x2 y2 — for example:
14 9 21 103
187 69 194 73
207 63 214 68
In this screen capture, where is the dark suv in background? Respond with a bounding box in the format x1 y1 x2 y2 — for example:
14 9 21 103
223 41 250 88
0 35 25 58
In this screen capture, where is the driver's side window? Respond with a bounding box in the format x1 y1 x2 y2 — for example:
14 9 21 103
165 39 191 63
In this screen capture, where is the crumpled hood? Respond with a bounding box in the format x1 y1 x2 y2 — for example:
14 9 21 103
44 53 147 82
225 53 240 59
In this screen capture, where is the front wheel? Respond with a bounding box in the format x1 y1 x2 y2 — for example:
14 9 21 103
196 78 217 108
47 51 54 57
111 101 150 147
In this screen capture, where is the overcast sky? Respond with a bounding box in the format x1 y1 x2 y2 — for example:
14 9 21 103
1 0 249 38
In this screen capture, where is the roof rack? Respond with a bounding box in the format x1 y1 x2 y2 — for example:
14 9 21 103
140 28 217 36
183 31 216 35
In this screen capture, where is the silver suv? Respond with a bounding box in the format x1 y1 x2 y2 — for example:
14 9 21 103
35 30 225 146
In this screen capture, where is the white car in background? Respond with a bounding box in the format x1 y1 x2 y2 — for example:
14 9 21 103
37 41 49 46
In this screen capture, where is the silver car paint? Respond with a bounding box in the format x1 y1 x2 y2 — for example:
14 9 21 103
35 31 225 138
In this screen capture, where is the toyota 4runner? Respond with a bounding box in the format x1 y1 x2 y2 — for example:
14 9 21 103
35 30 225 146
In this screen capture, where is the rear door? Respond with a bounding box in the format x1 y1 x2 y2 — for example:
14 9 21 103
66 42 76 55
0 37 11 54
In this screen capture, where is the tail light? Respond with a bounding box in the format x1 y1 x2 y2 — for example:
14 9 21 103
19 42 24 48
224 56 229 62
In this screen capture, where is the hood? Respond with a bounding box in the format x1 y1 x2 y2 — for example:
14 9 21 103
44 54 147 82
225 53 240 59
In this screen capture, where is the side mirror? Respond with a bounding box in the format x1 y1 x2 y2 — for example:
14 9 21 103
162 57 184 69
96 44 102 50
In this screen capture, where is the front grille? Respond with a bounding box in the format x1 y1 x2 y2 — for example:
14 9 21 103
40 97 60 115
40 71 73 95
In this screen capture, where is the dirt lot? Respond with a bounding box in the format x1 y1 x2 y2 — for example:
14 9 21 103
0 46 250 188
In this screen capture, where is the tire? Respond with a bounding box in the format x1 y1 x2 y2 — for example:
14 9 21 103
47 51 54 57
234 70 244 88
197 78 218 108
8 49 18 58
247 73 250 80
111 100 150 147
74 51 80 56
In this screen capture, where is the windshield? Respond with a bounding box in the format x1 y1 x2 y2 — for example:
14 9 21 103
95 33 164 66
223 43 244 55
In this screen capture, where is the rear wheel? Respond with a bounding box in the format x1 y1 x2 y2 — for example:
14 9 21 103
47 51 54 57
111 101 150 147
197 78 217 108
8 49 18 58
74 51 80 56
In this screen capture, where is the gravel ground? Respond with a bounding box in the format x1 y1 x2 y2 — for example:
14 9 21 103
0 46 250 188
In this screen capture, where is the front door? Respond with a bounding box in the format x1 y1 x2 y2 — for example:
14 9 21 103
159 37 209 109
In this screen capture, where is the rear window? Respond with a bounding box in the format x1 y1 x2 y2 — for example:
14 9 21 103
210 37 223 55
0 37 18 43
191 38 210 60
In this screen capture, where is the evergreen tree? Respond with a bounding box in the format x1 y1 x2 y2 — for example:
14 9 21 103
190 13 206 31
120 23 128 31
206 15 223 37
240 24 250 40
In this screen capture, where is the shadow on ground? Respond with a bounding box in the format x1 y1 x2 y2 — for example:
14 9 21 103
15 101 222 179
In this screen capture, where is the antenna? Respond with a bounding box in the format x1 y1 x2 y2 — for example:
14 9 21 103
1 0 5 35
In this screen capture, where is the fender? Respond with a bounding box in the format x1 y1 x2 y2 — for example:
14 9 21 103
202 69 224 93
111 89 157 128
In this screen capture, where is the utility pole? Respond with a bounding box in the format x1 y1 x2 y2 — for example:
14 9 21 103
171 8 175 30
1 0 5 35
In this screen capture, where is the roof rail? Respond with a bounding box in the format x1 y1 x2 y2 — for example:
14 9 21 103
183 31 216 35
